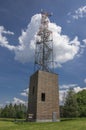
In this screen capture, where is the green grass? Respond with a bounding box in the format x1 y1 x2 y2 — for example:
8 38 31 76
0 118 86 130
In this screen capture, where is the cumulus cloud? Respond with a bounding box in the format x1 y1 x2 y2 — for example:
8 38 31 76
12 97 26 105
21 88 29 97
0 13 84 67
14 14 41 63
48 23 80 67
59 84 86 105
0 14 41 63
72 6 86 19
73 86 86 93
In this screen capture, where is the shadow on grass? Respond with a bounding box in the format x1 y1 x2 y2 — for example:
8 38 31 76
0 118 26 122
61 118 84 122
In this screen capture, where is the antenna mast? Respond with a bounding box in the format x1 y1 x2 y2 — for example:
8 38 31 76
35 12 54 72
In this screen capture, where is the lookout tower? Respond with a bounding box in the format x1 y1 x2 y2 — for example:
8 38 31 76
27 12 60 122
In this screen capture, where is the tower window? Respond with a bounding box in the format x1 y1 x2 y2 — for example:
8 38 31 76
33 86 35 95
41 93 45 101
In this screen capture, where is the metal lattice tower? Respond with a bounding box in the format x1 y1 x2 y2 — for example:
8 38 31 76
34 12 54 72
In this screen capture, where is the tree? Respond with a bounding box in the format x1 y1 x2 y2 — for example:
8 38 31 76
0 105 9 117
0 103 27 119
76 90 86 117
63 88 79 118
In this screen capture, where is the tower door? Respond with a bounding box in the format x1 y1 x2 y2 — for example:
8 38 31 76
52 112 57 122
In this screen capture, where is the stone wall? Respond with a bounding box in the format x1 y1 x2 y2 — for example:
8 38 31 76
27 70 60 122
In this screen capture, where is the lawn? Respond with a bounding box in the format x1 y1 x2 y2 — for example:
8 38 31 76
0 118 86 130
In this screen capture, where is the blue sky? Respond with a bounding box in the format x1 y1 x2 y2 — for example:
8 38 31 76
0 0 86 106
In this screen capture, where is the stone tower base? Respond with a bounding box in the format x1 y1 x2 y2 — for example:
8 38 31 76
27 70 60 122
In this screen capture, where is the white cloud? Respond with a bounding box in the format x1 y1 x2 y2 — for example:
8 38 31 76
83 39 86 45
14 14 41 63
0 14 41 63
73 86 86 93
84 78 86 83
12 97 26 105
71 6 86 20
0 14 85 67
21 88 29 97
59 90 67 105
76 39 86 57
60 84 77 90
5 101 10 104
0 26 15 50
0 26 14 35
20 85 86 106
59 84 78 105
59 84 86 105
49 24 80 67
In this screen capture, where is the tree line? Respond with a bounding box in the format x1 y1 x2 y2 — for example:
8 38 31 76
60 89 86 118
0 103 27 119
0 89 86 119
